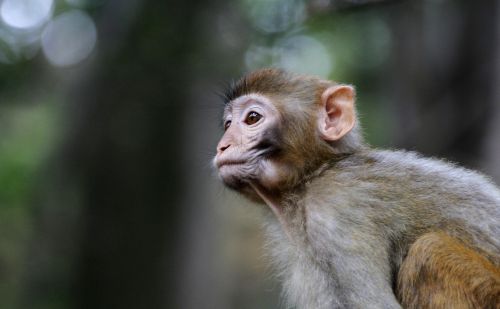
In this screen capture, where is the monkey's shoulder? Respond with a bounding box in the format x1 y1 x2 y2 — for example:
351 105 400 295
333 149 497 188
303 148 500 211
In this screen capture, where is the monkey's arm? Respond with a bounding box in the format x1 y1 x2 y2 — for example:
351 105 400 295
398 231 500 308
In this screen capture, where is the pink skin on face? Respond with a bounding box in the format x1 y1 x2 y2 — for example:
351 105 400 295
214 94 283 191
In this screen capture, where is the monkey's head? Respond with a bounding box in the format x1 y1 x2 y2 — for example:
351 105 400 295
214 68 363 200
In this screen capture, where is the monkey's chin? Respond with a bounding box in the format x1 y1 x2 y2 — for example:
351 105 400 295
217 164 254 190
217 160 288 201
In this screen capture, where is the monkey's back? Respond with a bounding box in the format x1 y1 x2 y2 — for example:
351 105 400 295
307 149 500 263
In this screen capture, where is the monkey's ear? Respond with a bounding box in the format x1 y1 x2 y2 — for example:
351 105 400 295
318 85 356 141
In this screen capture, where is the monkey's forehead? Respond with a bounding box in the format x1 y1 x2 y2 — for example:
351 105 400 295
224 93 272 111
223 93 279 119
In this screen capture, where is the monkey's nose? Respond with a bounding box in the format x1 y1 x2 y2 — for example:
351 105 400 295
218 143 230 153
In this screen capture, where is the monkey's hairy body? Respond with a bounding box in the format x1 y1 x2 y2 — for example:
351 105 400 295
267 150 500 308
214 69 500 308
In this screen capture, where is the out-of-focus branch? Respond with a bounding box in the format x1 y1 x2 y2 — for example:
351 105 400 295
308 0 399 12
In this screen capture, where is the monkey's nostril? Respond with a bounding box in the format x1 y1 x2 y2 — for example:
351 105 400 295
219 144 230 152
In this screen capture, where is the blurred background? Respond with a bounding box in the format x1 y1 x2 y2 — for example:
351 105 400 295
0 0 498 308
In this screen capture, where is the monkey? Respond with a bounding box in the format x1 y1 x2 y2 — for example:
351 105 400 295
213 68 500 309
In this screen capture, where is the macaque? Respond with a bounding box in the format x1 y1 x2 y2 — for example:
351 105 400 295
213 68 500 309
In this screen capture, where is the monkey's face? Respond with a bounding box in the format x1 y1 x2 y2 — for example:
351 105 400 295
213 94 288 194
214 70 358 199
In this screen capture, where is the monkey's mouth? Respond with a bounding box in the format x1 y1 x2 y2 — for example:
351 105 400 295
216 159 248 169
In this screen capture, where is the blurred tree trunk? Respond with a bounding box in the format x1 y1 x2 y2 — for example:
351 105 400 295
386 0 500 170
310 0 500 172
21 0 245 308
308 0 397 12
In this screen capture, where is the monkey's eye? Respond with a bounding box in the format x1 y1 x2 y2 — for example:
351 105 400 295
245 111 262 125
224 120 232 131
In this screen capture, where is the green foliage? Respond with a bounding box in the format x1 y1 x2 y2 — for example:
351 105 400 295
0 100 59 308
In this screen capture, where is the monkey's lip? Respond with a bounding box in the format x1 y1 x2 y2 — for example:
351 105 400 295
216 159 248 168
217 160 247 168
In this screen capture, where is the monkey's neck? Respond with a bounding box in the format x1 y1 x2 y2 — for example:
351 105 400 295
250 183 296 240
250 183 283 216
251 155 354 241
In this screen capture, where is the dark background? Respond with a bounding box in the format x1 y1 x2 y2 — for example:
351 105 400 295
0 0 498 308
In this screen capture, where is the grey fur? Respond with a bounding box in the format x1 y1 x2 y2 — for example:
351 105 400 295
263 149 500 309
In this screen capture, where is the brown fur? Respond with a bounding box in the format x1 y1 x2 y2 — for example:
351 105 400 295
223 68 332 106
398 232 500 309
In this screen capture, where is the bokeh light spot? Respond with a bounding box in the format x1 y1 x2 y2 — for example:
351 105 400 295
0 0 53 29
276 35 333 78
245 0 306 33
244 45 275 70
41 10 97 67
